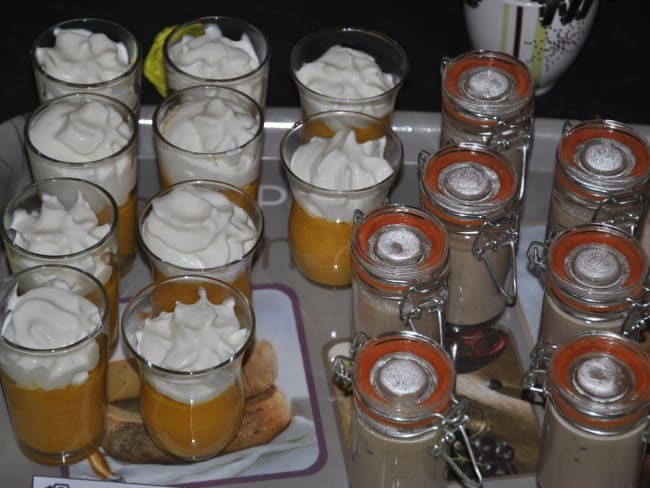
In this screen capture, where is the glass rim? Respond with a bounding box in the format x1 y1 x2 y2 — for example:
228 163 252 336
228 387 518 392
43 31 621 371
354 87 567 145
24 92 138 167
137 179 265 271
279 109 404 194
289 25 409 103
31 17 142 88
2 177 119 261
163 15 271 84
152 84 265 156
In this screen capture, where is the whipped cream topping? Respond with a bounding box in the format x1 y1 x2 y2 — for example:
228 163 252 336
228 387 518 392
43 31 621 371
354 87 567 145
8 191 113 283
0 281 101 390
168 24 259 81
30 100 131 162
134 287 248 402
36 27 130 84
162 97 258 153
156 96 260 187
142 185 258 269
28 99 136 206
295 45 396 117
291 129 393 189
165 24 266 103
296 45 394 98
288 129 395 221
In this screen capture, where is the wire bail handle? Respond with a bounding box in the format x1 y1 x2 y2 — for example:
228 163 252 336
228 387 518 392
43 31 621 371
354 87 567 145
592 194 645 238
399 278 449 347
472 211 520 305
521 341 556 395
621 287 650 342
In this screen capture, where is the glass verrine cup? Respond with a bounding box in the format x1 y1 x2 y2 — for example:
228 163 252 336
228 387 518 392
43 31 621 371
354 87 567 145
31 17 142 114
290 26 409 125
280 110 403 287
153 85 264 200
0 264 109 465
163 16 270 109
2 177 119 348
121 274 255 461
138 179 264 301
24 92 138 275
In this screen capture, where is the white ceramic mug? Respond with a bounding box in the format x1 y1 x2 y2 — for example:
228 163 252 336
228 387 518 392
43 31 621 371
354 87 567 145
463 0 599 95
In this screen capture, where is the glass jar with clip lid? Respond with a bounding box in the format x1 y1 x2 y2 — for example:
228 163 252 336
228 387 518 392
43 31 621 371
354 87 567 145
351 203 450 345
527 222 650 355
523 331 650 488
545 118 650 240
419 142 519 372
332 330 483 488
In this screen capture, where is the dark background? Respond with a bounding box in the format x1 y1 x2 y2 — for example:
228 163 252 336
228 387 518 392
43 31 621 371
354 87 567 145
0 0 648 125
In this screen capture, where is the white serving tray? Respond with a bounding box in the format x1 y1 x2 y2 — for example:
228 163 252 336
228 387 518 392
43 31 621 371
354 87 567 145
1 107 649 488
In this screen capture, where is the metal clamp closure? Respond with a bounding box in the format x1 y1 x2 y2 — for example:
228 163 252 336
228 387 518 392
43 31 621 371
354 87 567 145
399 278 449 347
417 149 432 178
592 194 645 238
621 291 650 342
331 332 370 391
431 397 484 487
527 223 567 277
526 240 549 276
489 115 533 203
642 416 650 445
487 114 533 152
522 341 556 395
472 212 519 305
440 56 453 76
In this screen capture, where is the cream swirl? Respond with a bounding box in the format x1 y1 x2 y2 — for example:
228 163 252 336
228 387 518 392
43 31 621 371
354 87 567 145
141 185 258 269
288 129 395 221
162 97 258 153
29 100 131 162
0 282 101 390
168 24 259 80
290 129 393 189
8 192 113 283
156 95 261 188
133 287 248 402
27 99 135 206
296 45 395 99
36 27 130 83
10 191 110 254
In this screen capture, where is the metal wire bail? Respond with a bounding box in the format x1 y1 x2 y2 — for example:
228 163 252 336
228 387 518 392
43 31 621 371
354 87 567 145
621 293 650 342
522 341 556 395
592 193 645 238
429 396 483 487
399 278 449 347
472 212 519 305
331 332 370 390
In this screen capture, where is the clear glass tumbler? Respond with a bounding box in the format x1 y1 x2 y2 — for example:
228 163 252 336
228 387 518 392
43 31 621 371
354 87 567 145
163 16 270 109
31 17 142 114
290 26 409 125
121 274 255 461
0 264 109 465
280 110 403 287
